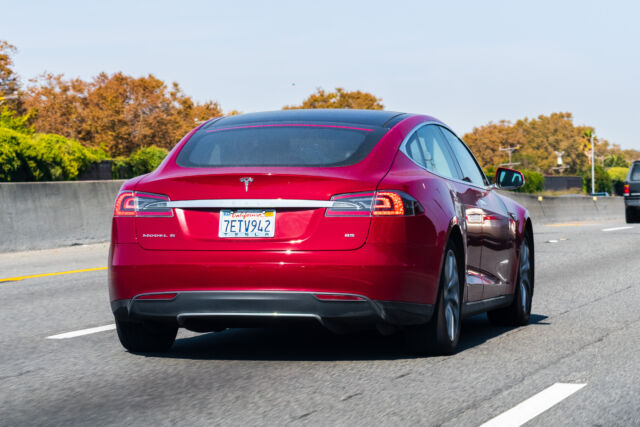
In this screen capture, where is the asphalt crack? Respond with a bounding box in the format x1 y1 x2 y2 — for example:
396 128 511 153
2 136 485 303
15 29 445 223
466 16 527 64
341 392 363 402
0 368 43 381
292 410 316 421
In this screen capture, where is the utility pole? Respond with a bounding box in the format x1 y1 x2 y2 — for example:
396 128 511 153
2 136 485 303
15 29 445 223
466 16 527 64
591 133 595 194
499 145 521 168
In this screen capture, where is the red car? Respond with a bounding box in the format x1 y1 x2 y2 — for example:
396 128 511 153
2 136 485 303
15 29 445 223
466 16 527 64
109 110 534 354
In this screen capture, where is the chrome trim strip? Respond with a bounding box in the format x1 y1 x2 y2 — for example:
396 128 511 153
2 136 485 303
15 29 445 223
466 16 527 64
164 199 339 209
464 295 510 306
176 312 321 320
133 290 371 298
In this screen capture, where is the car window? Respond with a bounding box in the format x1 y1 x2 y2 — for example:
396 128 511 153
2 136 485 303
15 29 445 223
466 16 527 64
410 125 458 179
631 164 640 181
405 133 426 168
439 127 487 187
177 124 387 167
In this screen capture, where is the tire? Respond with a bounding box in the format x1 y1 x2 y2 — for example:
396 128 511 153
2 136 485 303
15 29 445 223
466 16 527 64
115 318 178 353
626 207 639 224
488 232 533 326
405 241 462 355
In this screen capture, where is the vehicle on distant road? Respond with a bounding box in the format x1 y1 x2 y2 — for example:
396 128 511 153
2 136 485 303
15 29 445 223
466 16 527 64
624 160 640 223
108 110 534 355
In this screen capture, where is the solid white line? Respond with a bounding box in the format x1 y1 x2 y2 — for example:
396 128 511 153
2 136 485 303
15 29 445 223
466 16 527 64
46 324 116 339
602 226 633 232
479 383 586 427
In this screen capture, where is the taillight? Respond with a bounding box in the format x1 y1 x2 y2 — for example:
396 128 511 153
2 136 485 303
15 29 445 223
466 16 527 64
624 184 629 196
113 191 173 217
373 191 406 216
326 190 423 217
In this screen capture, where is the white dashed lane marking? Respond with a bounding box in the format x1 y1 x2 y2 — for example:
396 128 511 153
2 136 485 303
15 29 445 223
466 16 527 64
602 226 633 232
479 383 587 427
46 324 116 339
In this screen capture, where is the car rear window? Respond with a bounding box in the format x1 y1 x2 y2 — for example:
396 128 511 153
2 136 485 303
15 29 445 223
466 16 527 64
631 164 640 181
176 124 387 167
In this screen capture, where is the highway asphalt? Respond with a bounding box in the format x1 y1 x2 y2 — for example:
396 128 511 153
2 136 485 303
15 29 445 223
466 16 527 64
1 221 639 426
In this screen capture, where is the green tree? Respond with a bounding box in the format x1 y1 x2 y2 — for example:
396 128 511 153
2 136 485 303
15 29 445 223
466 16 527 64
18 133 102 181
516 170 545 193
284 87 383 110
607 166 629 182
127 145 168 176
0 106 32 134
582 165 612 194
0 127 25 181
603 153 629 168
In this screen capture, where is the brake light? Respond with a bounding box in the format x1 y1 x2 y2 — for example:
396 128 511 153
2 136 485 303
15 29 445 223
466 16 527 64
373 191 405 216
325 190 423 217
113 191 173 217
624 184 629 196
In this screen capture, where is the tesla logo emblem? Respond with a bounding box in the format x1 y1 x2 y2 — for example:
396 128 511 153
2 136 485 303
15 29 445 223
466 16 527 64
240 177 253 192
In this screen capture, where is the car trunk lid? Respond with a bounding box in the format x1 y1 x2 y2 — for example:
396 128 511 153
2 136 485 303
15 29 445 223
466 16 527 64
134 169 382 251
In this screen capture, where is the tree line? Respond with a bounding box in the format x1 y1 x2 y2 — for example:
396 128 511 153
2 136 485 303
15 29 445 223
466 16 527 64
1 39 638 189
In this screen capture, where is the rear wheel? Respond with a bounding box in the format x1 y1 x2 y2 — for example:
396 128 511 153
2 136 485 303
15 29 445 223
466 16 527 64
488 233 533 326
115 319 178 353
626 207 639 224
405 241 462 355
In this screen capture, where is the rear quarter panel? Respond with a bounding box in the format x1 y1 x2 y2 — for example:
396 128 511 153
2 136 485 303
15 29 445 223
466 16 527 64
375 149 459 304
496 191 532 291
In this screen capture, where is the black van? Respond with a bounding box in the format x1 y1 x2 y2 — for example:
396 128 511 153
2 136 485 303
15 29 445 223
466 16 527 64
625 160 640 223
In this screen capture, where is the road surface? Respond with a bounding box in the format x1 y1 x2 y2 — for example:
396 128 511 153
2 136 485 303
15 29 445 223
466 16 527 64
1 221 639 426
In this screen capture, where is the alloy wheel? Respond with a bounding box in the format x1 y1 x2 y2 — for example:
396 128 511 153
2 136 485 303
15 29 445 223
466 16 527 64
442 249 460 342
519 241 532 315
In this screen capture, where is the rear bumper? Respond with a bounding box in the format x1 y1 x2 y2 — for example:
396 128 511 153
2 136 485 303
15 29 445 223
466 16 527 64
111 291 434 332
624 197 640 207
109 241 443 305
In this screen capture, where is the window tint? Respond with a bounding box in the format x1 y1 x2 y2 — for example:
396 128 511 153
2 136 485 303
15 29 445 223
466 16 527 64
177 124 387 167
439 127 486 186
404 125 458 179
405 133 426 167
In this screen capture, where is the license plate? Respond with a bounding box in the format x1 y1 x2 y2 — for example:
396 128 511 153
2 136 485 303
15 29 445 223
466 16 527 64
219 209 276 238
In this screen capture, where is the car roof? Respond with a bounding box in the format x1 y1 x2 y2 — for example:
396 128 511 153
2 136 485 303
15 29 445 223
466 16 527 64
204 109 411 130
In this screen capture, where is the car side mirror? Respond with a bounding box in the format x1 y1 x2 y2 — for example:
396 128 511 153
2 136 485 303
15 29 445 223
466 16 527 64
495 167 524 190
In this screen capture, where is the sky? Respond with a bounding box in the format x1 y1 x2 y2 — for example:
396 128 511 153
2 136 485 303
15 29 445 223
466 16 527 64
2 0 640 150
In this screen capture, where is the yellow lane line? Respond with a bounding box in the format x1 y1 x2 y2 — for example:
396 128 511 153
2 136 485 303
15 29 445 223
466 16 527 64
0 267 107 283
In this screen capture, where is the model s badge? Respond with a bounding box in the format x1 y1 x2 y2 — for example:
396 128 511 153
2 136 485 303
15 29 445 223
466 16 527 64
240 177 253 192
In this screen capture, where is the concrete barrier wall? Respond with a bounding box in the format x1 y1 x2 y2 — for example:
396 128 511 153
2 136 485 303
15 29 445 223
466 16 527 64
500 191 625 224
0 181 626 253
0 181 124 253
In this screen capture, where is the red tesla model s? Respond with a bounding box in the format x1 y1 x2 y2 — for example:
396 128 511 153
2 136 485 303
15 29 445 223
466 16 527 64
109 109 534 354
